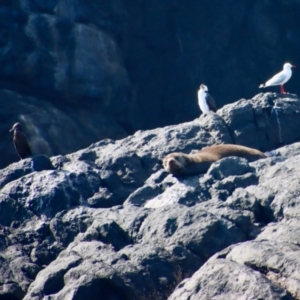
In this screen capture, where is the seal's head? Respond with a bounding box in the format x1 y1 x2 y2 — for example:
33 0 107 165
163 153 188 176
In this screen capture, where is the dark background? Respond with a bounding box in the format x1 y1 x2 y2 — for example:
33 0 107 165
0 0 300 167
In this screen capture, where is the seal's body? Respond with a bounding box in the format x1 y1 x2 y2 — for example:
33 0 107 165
9 122 32 159
163 144 267 176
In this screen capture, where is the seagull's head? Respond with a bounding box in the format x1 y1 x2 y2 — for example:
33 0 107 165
284 62 296 69
200 84 208 92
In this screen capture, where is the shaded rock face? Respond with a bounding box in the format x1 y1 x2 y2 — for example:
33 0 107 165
1 89 127 169
2 0 300 169
0 2 129 105
1 93 300 299
0 1 130 168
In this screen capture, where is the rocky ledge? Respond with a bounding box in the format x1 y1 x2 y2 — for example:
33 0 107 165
1 92 300 299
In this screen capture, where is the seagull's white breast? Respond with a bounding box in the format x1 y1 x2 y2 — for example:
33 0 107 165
198 90 210 114
265 68 292 87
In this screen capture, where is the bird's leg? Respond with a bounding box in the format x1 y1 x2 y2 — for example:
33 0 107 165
280 85 286 94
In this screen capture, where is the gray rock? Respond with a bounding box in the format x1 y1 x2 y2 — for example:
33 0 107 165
211 172 258 199
137 202 248 262
30 155 55 172
0 155 53 191
0 158 33 189
168 258 292 300
1 167 101 218
0 244 41 299
23 253 83 300
81 219 133 251
86 187 117 208
226 240 300 299
218 94 300 150
226 188 261 222
24 242 181 300
0 194 32 227
256 154 300 220
144 176 209 208
272 141 300 158
1 93 300 299
124 184 163 207
256 219 300 246
207 157 255 180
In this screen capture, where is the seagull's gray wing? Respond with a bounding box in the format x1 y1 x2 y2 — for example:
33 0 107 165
266 72 286 86
207 93 217 112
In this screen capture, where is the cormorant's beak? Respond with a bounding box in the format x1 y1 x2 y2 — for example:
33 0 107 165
9 128 14 132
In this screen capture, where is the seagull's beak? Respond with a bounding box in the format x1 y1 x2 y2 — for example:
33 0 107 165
292 65 296 68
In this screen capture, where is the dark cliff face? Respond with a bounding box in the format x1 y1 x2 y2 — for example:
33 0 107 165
125 0 300 128
0 0 300 166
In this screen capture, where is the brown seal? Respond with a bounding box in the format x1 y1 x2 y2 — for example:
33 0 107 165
9 122 32 159
163 144 267 176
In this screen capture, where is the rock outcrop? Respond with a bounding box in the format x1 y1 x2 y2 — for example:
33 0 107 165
1 93 300 299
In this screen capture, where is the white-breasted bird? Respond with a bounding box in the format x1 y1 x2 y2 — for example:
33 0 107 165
197 84 217 114
259 62 296 94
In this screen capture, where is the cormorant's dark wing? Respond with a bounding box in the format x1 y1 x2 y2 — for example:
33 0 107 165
207 93 217 112
14 132 32 159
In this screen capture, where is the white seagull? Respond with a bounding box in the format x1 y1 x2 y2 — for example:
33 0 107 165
197 84 217 115
259 62 296 94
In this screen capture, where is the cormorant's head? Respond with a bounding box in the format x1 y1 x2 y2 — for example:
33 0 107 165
199 84 208 92
9 122 22 132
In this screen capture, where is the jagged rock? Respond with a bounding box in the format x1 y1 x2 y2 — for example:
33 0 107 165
0 245 41 299
218 93 300 149
252 153 300 220
226 240 300 299
0 155 53 190
0 158 33 189
1 94 300 299
137 202 250 261
225 188 262 222
207 156 255 180
124 184 163 207
1 166 102 218
142 176 205 208
24 242 181 300
256 219 300 247
30 155 55 172
86 187 117 208
0 194 32 227
168 257 293 300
